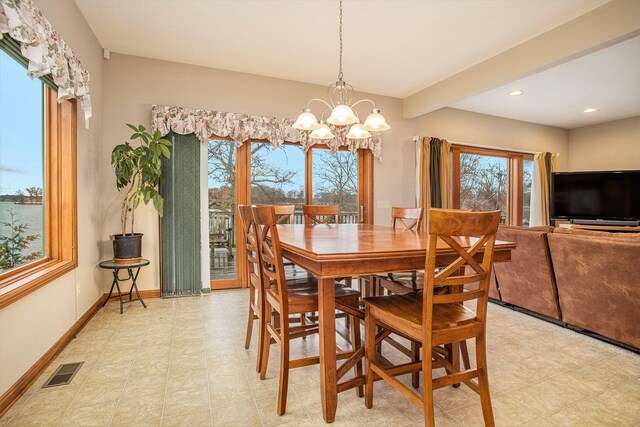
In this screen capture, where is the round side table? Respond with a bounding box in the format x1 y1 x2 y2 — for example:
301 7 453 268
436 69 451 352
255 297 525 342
99 259 150 314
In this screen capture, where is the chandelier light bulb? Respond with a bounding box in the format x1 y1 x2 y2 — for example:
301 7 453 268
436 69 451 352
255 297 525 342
346 123 371 140
293 109 321 130
327 104 358 126
309 123 335 140
362 109 390 132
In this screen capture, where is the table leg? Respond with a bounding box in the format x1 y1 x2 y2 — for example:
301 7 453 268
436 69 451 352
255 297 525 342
131 267 147 308
102 273 117 307
114 272 123 314
318 277 337 423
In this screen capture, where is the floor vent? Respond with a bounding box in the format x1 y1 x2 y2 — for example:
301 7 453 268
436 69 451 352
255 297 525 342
42 362 84 388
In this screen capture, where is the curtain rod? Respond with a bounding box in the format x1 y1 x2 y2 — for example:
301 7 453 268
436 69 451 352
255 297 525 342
413 135 559 157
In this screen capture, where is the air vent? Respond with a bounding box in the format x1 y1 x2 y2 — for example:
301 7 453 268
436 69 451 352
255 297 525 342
42 362 84 388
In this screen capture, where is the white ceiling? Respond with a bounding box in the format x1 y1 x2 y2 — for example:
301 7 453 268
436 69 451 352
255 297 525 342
74 0 609 98
450 36 640 129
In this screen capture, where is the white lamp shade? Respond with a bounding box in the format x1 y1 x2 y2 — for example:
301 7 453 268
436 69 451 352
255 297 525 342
326 104 358 126
309 123 334 140
293 110 321 130
346 124 372 139
362 110 390 131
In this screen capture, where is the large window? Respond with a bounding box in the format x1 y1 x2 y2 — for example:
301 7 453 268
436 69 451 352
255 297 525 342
0 49 45 273
206 139 373 289
452 145 533 226
0 46 77 306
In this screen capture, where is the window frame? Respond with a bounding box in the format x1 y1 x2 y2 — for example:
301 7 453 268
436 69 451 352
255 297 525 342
0 86 78 308
206 136 374 289
451 144 533 226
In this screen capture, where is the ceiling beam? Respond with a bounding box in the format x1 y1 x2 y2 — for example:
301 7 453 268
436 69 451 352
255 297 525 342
403 0 640 119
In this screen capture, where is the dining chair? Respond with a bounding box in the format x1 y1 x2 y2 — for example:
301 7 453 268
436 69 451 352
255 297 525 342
238 205 311 373
364 208 500 426
302 204 339 225
252 205 364 415
376 207 425 295
366 207 424 387
273 204 295 224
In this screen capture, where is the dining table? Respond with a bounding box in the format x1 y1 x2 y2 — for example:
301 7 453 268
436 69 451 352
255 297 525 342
275 223 515 423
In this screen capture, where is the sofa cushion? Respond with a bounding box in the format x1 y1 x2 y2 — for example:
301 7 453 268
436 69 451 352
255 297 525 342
494 226 561 319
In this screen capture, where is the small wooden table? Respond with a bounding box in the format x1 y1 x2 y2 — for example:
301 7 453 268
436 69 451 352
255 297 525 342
99 259 150 314
276 224 515 423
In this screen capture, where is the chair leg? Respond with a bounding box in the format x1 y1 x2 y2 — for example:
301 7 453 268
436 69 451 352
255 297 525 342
476 335 495 426
350 313 364 397
259 306 272 380
421 344 435 427
364 309 376 409
245 285 255 350
411 341 420 389
460 340 471 370
256 289 266 373
277 318 290 415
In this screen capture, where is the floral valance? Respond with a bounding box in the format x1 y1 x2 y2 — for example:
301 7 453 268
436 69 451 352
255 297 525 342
0 0 92 128
151 105 383 160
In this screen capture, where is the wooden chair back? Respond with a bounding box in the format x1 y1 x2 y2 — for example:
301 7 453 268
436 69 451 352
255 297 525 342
252 205 288 307
390 207 423 231
238 205 262 291
423 208 500 337
302 205 339 225
273 205 296 224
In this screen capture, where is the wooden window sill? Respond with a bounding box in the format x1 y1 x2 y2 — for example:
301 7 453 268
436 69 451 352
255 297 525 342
0 260 77 309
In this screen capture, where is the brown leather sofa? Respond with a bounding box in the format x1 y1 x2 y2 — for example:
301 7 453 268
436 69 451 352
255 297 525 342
493 225 561 319
548 228 640 348
491 225 639 349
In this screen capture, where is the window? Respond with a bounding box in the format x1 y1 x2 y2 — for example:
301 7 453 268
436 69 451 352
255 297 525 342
206 138 373 289
0 47 77 306
251 143 305 207
312 148 359 223
0 49 45 273
522 158 534 227
451 145 533 226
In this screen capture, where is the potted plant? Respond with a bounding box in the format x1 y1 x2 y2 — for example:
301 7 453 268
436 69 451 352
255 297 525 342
110 124 172 262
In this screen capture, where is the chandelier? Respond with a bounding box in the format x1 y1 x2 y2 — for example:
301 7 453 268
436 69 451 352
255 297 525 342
292 0 390 141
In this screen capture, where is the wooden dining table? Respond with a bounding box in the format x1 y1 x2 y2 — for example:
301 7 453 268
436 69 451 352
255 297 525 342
276 223 515 423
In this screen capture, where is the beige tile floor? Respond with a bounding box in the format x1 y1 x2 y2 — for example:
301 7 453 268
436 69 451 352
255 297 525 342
1 290 638 427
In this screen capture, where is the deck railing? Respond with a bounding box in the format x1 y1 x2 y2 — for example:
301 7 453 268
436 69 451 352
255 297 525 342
208 209 358 252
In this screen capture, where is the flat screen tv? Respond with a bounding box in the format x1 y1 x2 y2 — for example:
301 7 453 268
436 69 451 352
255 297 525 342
550 170 640 225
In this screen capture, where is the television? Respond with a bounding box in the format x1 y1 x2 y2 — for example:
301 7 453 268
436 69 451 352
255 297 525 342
550 170 640 226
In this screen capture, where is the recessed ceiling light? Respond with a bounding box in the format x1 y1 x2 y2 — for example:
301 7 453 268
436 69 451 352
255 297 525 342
509 90 524 96
584 108 596 113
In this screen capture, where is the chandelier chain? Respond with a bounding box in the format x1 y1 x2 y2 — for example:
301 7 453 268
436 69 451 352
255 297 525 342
338 0 343 81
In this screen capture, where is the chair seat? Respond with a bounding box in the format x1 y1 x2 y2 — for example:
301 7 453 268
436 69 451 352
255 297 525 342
364 291 477 332
267 280 360 314
271 281 360 302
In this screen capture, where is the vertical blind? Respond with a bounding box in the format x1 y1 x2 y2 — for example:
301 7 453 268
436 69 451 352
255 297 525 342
160 132 201 297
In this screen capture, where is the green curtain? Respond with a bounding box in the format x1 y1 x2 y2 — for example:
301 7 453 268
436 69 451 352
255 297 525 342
160 132 201 297
0 34 57 90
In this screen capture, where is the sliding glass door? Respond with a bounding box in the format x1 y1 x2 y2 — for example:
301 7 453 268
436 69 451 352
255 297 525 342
207 139 373 289
208 139 240 287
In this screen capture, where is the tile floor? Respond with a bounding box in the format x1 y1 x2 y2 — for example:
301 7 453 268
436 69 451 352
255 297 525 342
1 290 638 427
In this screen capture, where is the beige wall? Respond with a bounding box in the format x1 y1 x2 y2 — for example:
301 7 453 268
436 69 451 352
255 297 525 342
0 0 104 396
102 53 418 291
418 107 570 170
568 116 640 171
